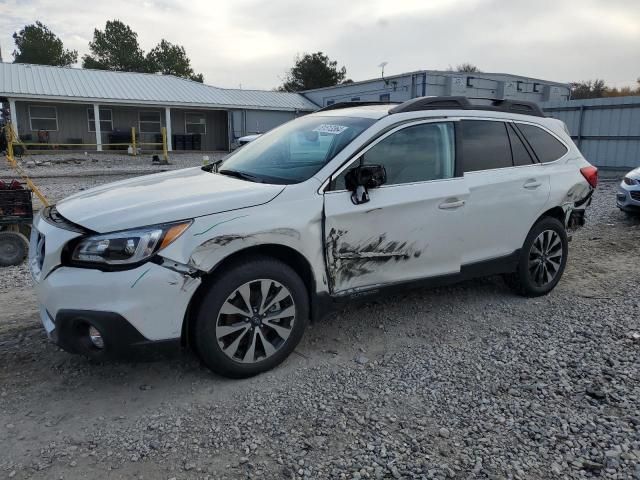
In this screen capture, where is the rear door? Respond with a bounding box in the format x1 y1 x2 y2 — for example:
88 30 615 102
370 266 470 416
459 119 550 265
323 120 468 294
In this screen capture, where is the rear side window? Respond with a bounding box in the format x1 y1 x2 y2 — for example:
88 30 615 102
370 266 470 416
507 124 535 166
461 120 512 172
517 123 568 163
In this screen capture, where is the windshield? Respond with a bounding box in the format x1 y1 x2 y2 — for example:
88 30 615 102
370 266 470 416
217 115 376 184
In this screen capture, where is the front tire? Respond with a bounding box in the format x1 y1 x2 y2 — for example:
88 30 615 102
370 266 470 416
194 256 309 378
504 217 568 297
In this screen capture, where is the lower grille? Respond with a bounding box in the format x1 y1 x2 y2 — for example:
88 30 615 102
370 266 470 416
630 191 640 201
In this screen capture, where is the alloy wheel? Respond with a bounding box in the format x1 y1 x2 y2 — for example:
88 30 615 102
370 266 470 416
215 279 296 364
528 229 563 287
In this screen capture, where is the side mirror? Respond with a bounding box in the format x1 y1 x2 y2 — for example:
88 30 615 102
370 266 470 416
344 164 387 205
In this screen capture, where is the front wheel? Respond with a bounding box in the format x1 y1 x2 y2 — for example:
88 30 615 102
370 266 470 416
194 256 309 378
503 217 568 297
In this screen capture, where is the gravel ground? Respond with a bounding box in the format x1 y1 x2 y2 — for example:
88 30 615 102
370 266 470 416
0 152 227 211
0 173 639 480
0 152 226 177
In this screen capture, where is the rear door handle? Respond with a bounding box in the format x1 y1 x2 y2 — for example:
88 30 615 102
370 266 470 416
438 199 465 210
524 179 542 189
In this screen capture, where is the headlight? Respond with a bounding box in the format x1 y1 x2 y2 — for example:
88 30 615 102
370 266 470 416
623 177 638 185
68 220 191 267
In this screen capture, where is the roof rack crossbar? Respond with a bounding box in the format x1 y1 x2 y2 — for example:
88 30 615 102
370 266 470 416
316 101 400 112
388 96 545 117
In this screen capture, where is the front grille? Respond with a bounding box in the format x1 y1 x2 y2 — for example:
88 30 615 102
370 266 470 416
34 231 45 272
630 191 640 201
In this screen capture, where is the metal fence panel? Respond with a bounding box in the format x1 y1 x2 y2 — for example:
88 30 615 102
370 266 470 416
541 96 640 169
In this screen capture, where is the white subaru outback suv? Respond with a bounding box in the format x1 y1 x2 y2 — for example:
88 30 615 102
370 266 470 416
30 96 598 378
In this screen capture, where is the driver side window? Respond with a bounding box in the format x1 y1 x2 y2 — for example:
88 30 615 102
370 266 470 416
334 122 455 189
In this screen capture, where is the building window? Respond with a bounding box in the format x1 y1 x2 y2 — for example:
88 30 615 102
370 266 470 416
185 112 207 135
139 111 162 133
326 100 335 106
87 108 113 132
29 105 58 131
351 97 360 102
379 93 390 102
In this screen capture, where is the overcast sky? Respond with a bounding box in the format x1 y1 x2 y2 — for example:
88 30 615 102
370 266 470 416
0 0 638 90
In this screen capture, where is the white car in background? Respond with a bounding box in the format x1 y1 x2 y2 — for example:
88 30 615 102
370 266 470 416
236 134 262 148
616 167 640 215
30 96 597 378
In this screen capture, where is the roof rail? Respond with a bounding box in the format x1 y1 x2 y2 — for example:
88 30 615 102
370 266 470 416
316 101 399 112
388 96 545 117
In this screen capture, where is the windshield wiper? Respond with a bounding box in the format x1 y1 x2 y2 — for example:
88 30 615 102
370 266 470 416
218 169 261 183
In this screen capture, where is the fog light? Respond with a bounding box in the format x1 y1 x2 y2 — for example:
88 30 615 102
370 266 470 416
88 326 104 349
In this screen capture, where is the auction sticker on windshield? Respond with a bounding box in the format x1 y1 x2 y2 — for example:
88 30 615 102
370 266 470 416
313 124 349 135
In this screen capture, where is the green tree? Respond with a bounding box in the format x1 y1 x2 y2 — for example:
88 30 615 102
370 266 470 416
451 63 481 73
82 20 147 72
12 21 77 66
146 39 204 82
279 52 348 92
570 79 608 99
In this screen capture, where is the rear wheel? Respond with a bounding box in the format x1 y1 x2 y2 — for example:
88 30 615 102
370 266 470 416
504 217 568 297
0 231 29 267
194 256 309 378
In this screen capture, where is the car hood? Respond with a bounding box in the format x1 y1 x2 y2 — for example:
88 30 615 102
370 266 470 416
56 167 285 232
627 167 640 180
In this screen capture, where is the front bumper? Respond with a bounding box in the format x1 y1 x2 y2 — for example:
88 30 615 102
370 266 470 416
42 309 157 357
30 214 201 356
34 263 201 354
616 184 640 211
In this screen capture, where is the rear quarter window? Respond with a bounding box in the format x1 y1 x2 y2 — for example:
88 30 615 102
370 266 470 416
517 123 568 163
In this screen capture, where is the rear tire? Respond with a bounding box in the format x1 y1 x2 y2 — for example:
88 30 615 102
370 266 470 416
194 256 309 378
503 217 568 297
0 231 29 267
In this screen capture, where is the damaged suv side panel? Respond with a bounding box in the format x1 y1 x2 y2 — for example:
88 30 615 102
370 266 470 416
159 185 328 293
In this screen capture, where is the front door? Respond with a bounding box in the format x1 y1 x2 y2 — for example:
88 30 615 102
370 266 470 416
323 121 469 294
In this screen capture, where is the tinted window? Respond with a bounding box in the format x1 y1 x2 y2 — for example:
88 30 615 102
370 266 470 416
517 123 568 162
507 123 535 166
461 120 512 172
336 122 455 188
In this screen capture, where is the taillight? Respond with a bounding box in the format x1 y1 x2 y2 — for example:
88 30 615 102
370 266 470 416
580 166 598 188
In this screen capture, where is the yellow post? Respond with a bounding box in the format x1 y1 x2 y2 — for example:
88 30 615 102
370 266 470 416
4 122 49 207
161 126 168 163
131 126 137 156
5 122 15 168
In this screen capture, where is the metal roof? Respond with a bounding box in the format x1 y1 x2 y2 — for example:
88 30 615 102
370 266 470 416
0 62 319 111
302 69 569 92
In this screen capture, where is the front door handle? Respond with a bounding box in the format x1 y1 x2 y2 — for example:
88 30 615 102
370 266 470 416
524 179 542 189
438 198 465 210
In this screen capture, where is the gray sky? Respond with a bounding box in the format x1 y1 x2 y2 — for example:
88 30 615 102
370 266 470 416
0 0 638 90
